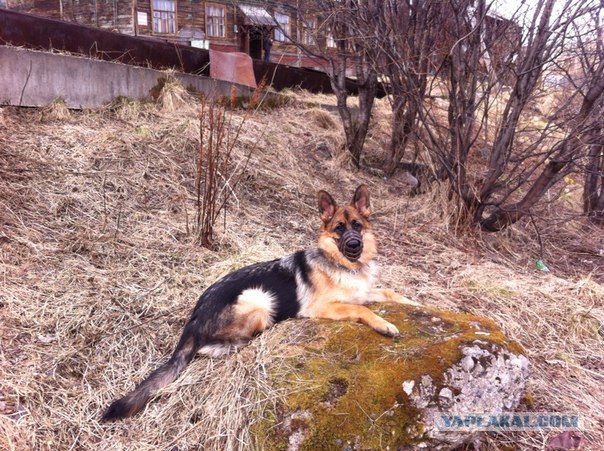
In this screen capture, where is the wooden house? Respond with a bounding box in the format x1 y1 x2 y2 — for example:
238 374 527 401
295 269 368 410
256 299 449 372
4 0 327 69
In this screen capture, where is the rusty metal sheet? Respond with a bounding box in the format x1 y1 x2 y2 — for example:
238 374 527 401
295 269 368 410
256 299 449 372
238 5 276 27
210 49 257 88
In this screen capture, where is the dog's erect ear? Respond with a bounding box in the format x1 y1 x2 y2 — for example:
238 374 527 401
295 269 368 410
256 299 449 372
318 190 337 223
352 184 371 218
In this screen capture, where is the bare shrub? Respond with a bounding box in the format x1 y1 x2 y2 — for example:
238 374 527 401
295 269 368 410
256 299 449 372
288 1 379 167
413 0 604 232
155 75 191 112
39 97 70 121
194 91 252 248
109 96 142 121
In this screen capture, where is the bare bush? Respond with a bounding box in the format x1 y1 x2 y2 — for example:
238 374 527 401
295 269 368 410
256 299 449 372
410 0 603 231
195 92 251 248
290 0 604 230
287 1 380 167
371 1 443 176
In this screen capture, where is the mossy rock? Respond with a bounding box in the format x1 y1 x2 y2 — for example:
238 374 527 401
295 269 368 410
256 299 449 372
255 304 528 450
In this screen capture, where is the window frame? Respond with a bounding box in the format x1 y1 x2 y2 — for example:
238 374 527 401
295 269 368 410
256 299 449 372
302 18 317 46
151 0 177 34
326 32 336 48
206 3 227 39
274 13 290 42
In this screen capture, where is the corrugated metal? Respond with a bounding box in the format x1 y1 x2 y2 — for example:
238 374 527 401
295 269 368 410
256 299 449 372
238 5 276 27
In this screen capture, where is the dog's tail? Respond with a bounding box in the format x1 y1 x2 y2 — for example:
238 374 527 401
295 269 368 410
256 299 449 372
102 329 200 421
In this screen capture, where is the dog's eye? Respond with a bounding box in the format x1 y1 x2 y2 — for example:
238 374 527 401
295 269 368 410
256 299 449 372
352 220 362 232
335 223 346 234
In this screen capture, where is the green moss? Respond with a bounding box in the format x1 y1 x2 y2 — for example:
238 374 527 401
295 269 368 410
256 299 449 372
521 391 536 408
254 304 524 449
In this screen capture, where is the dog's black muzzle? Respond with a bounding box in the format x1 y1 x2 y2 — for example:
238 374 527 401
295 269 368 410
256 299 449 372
338 230 364 262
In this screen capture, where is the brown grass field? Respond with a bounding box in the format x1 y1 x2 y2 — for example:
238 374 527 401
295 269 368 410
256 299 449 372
0 88 603 450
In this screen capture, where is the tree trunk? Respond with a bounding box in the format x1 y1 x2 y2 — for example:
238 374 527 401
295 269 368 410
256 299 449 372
481 157 568 232
328 49 377 168
384 97 416 176
583 131 604 223
353 70 378 167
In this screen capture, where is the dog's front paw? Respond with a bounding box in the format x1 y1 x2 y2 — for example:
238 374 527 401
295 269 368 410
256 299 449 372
393 294 421 306
375 319 400 338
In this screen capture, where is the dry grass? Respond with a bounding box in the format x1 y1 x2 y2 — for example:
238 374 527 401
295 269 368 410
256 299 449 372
155 74 193 113
305 108 338 130
39 98 71 122
1 87 603 450
108 96 144 122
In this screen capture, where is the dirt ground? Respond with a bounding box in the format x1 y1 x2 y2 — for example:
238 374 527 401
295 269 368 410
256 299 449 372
1 91 602 450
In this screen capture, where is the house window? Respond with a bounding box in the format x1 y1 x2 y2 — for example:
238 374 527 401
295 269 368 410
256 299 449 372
274 13 289 42
303 19 316 46
152 0 176 34
326 33 336 48
207 5 226 38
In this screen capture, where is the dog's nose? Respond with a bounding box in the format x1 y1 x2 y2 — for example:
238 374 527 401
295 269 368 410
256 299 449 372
347 239 361 249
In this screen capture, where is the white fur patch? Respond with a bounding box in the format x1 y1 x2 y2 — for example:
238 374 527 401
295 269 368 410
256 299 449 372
235 287 276 327
198 343 233 358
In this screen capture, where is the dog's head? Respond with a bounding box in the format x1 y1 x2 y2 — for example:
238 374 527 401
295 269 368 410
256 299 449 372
317 184 377 268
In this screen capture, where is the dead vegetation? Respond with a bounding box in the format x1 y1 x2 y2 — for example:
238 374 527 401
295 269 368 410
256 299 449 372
0 87 602 450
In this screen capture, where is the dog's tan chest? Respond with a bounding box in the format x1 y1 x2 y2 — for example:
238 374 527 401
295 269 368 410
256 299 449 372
330 268 375 297
299 262 378 317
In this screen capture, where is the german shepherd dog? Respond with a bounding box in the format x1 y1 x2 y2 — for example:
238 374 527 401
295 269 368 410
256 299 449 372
103 185 419 421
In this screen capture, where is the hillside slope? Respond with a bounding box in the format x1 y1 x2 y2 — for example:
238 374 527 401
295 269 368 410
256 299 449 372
0 94 602 450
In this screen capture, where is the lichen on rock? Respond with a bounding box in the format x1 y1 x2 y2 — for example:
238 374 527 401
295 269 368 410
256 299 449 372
254 304 529 450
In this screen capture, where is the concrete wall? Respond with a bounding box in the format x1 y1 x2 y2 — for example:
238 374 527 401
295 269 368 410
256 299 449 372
0 45 257 109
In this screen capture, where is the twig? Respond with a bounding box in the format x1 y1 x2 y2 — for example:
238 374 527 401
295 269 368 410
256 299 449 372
19 61 33 106
529 213 546 260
